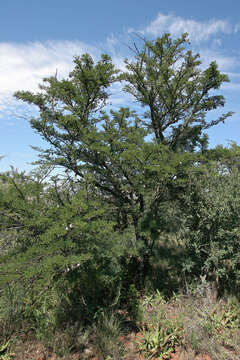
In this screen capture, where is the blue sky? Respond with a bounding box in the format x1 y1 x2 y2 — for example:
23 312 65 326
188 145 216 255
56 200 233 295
1 0 240 171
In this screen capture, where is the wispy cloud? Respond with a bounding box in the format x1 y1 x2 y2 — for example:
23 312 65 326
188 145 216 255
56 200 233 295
199 49 238 72
0 39 130 118
127 13 240 92
0 14 240 120
221 83 240 91
0 40 100 114
133 13 238 43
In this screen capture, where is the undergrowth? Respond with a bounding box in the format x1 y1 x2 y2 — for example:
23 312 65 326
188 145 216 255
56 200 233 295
1 281 240 359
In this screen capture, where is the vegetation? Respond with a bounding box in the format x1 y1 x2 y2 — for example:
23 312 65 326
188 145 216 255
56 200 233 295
1 33 240 359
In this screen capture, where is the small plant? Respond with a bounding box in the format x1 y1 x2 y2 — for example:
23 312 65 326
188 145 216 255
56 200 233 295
138 293 183 359
140 290 166 329
93 312 125 360
205 297 240 348
188 330 199 350
138 320 183 359
142 290 165 309
125 284 143 322
51 323 90 357
0 340 14 360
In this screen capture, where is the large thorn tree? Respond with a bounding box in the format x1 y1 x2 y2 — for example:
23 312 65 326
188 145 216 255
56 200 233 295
15 33 232 277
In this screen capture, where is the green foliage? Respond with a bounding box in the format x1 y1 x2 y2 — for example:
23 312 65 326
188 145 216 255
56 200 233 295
123 33 232 148
0 167 124 338
14 32 231 262
138 292 183 359
182 155 240 291
0 339 12 360
139 322 183 359
124 284 143 321
0 284 26 341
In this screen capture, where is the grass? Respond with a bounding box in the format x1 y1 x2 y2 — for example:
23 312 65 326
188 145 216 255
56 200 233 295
92 312 125 360
2 285 240 360
131 281 240 360
167 288 240 359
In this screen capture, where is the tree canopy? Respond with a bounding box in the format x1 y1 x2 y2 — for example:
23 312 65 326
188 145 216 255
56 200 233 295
14 33 232 255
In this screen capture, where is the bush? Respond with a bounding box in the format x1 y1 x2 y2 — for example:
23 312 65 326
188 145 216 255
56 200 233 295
0 170 125 341
183 164 240 293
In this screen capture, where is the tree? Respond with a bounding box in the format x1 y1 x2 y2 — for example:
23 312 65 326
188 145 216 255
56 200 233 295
123 33 232 149
0 167 123 337
14 33 232 282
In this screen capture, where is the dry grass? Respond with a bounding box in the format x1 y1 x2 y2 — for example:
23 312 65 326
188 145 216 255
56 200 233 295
165 284 240 360
2 282 240 360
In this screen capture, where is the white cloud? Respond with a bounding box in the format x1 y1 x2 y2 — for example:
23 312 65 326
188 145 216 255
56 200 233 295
212 38 222 48
127 14 240 91
195 51 240 92
234 24 240 34
0 14 239 121
137 13 238 43
0 40 100 115
199 49 238 72
226 72 240 78
221 82 240 91
0 39 130 119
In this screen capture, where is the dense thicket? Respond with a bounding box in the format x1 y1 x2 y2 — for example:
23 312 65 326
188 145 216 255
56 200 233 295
1 33 240 346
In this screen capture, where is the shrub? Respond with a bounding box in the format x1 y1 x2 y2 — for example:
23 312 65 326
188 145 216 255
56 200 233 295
183 164 240 293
